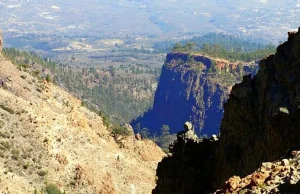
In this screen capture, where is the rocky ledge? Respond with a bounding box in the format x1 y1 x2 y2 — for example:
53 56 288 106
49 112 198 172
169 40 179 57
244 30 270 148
216 151 300 193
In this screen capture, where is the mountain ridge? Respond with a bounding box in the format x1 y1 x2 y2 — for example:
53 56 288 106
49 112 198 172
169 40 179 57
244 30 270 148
0 47 165 193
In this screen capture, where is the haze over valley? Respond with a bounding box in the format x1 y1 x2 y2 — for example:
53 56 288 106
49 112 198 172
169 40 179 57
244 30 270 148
2 1 300 193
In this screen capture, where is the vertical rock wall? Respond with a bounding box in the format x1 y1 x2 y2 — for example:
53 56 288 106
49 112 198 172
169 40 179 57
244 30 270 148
132 53 251 136
154 29 300 193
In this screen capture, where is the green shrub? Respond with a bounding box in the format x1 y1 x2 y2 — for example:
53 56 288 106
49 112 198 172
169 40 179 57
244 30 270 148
111 125 131 138
45 74 51 82
45 184 63 194
98 112 110 128
0 141 11 150
0 104 14 114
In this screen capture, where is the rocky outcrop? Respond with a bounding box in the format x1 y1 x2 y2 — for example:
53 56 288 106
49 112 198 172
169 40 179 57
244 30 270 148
154 28 300 193
132 53 256 136
215 150 300 193
153 123 220 194
153 129 219 194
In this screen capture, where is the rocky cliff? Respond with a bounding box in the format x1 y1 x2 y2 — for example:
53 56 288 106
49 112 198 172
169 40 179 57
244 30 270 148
153 28 300 194
0 51 165 193
215 150 300 193
132 52 257 136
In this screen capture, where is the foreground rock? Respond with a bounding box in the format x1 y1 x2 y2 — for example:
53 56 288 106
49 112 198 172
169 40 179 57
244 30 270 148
154 28 300 193
153 123 219 194
216 151 300 193
0 53 165 193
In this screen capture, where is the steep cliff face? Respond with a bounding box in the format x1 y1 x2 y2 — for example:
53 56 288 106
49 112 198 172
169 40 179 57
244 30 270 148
154 138 219 194
216 28 300 187
132 52 256 135
154 29 300 194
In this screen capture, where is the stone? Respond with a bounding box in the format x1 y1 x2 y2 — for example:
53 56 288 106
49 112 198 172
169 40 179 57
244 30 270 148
184 121 193 131
282 159 290 166
289 170 299 184
279 107 289 114
135 133 142 141
262 162 273 170
224 176 241 192
250 172 270 186
210 134 219 141
177 121 198 141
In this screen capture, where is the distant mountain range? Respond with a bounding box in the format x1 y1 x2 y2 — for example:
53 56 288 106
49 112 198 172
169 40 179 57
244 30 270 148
0 0 299 41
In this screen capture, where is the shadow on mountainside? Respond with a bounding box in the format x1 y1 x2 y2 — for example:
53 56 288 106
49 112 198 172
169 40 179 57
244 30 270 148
278 182 300 194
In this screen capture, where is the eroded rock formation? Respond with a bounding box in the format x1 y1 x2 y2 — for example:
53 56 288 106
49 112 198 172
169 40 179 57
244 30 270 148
154 28 300 193
215 151 300 193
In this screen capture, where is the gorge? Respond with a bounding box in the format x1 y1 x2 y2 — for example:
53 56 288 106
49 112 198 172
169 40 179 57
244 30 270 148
132 52 258 136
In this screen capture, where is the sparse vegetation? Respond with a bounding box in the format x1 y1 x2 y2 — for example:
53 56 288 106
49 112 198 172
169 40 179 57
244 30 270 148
0 120 4 129
45 184 63 194
172 42 275 62
0 141 11 150
3 48 158 124
0 104 15 114
37 170 48 177
111 125 131 139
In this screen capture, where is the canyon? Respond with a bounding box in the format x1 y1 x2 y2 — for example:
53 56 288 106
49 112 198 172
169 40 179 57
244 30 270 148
132 52 257 135
0 38 164 193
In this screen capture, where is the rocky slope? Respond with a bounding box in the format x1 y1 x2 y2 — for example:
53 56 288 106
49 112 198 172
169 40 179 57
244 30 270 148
0 52 165 193
132 52 257 135
153 28 300 194
215 151 300 193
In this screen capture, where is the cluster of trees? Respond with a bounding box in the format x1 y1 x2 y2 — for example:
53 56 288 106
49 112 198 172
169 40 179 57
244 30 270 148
154 32 276 54
188 33 275 52
172 42 196 52
168 33 276 62
2 48 157 125
200 43 275 62
171 42 275 62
